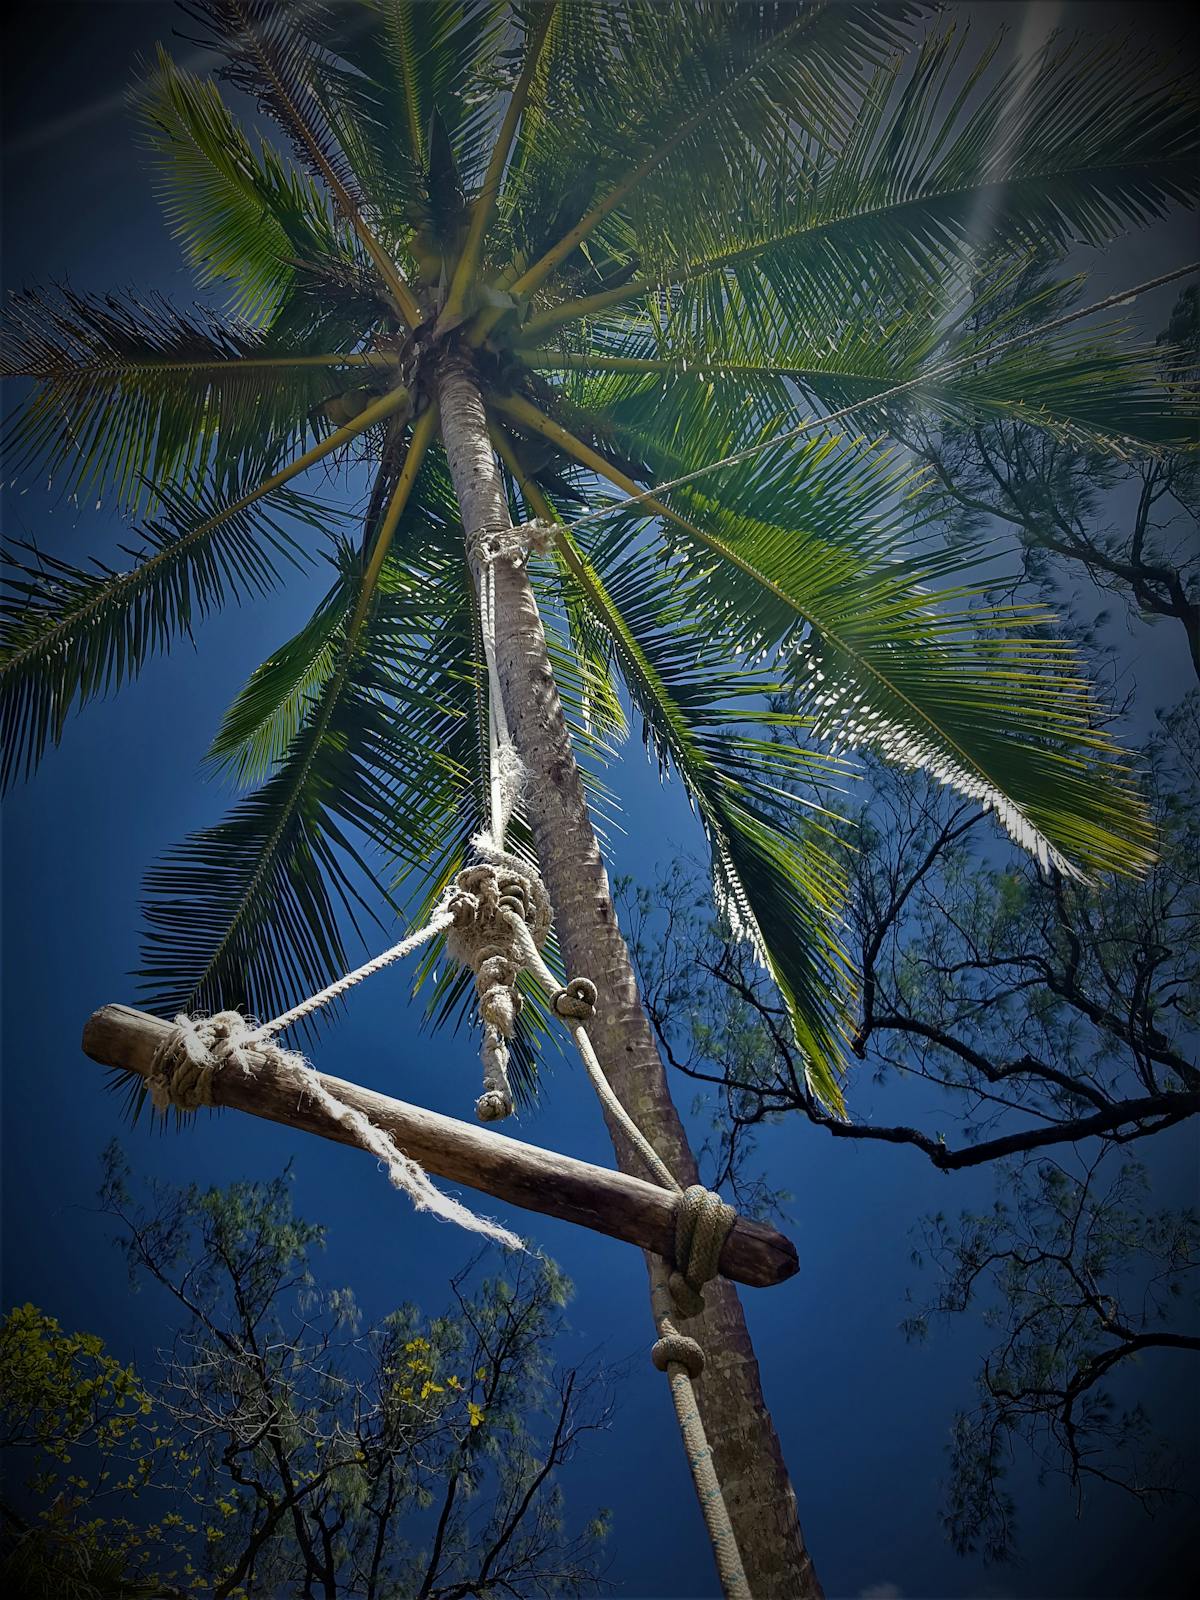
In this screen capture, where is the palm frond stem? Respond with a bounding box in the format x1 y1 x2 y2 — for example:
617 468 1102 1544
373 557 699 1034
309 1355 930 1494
0 384 411 685
439 1 559 329
347 404 439 640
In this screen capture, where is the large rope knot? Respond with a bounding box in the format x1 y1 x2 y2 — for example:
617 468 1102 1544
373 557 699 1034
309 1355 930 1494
648 1186 737 1381
147 1010 264 1114
468 518 556 569
668 1185 737 1320
445 845 553 1124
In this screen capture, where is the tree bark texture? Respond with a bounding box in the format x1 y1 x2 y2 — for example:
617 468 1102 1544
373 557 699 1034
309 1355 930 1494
436 357 822 1600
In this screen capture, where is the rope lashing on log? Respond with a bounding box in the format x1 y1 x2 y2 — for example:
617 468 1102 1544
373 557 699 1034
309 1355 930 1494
146 1011 523 1250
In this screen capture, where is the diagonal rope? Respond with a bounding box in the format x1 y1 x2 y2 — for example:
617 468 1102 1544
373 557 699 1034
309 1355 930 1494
554 261 1200 536
248 909 455 1041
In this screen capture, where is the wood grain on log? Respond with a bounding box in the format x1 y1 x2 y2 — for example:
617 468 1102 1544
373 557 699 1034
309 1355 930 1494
82 1004 798 1290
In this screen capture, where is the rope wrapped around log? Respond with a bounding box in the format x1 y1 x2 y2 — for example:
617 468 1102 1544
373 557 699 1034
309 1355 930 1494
145 1011 523 1250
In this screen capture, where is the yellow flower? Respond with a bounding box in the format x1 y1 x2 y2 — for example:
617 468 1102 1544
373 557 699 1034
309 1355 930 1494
420 1381 444 1400
475 1367 488 1382
446 1374 462 1391
467 1401 485 1428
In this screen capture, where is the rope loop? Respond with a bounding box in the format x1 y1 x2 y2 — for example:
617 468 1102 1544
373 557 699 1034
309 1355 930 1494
669 1185 737 1320
551 976 598 1020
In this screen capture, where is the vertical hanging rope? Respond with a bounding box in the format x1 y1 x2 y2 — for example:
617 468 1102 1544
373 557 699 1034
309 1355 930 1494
466 516 753 1600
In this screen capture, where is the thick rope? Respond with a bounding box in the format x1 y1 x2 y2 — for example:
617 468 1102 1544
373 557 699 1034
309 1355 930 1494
146 1009 522 1252
467 514 751 1597
249 910 455 1041
650 1258 751 1600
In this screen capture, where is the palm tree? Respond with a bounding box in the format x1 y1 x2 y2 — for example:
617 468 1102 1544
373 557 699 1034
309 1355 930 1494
3 3 1196 1590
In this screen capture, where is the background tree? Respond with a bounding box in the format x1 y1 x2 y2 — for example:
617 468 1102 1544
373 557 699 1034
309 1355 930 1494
896 278 1200 677
2 4 1198 1588
1 1152 610 1599
624 693 1199 1558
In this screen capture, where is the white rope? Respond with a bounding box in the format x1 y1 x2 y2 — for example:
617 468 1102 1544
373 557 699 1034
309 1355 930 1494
148 1012 522 1251
250 908 456 1042
470 519 554 852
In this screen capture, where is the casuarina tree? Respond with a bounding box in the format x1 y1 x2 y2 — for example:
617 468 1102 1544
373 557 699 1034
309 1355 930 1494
2 3 1197 1590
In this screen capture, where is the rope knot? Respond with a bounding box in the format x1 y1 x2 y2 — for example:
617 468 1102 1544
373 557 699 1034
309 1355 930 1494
445 846 556 1124
475 1087 514 1122
651 1331 706 1379
551 976 598 1020
468 518 556 568
668 1185 737 1320
147 1010 262 1114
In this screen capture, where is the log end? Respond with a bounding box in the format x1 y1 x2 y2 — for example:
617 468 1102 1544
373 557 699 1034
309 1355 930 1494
82 1003 163 1076
724 1215 799 1288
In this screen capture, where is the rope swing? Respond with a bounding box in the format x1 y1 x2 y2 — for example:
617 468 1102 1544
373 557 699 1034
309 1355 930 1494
148 515 753 1600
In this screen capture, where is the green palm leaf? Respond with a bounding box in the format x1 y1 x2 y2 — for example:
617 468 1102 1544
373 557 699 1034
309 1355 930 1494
138 43 352 327
661 470 1155 879
498 387 1155 879
138 529 458 1024
205 563 349 786
535 269 1199 452
0 474 326 792
523 26 1198 343
310 0 505 238
549 513 853 1110
497 1 923 301
0 286 365 514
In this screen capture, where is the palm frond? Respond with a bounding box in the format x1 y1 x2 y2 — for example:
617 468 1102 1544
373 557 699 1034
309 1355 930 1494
138 525 460 1026
0 286 368 514
533 268 1200 452
501 0 923 305
524 25 1198 343
547 509 853 1109
497 387 1155 879
205 562 350 786
313 0 504 218
183 0 422 320
138 43 350 327
0 475 328 792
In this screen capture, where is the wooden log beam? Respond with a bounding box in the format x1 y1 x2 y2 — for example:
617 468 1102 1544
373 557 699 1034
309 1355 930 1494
83 1004 798 1290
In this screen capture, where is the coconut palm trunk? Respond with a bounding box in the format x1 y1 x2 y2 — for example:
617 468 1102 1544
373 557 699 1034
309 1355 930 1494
438 354 820 1598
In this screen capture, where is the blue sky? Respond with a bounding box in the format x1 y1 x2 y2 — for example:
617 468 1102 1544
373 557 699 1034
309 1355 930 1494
2 5 1197 1597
